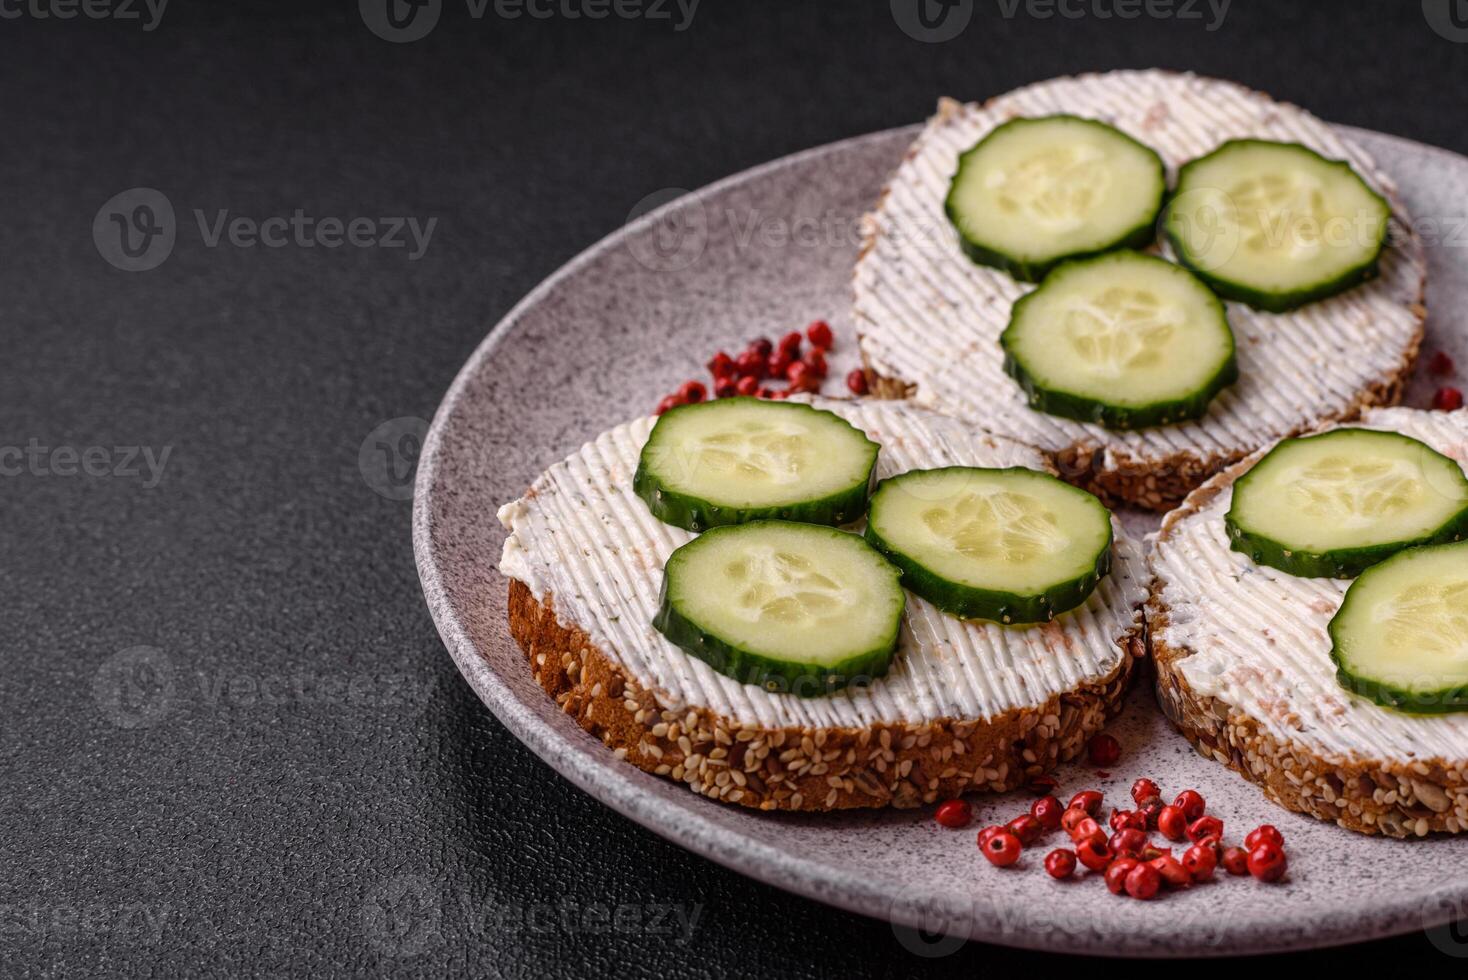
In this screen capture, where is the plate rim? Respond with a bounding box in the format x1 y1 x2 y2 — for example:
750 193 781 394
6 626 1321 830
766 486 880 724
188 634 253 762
412 120 1466 957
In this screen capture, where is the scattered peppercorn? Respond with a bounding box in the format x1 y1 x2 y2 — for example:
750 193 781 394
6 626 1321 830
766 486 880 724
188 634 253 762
1182 843 1217 882
1220 846 1251 876
981 830 1023 868
734 348 766 378
806 320 834 350
1187 815 1224 843
804 348 828 379
1244 825 1284 850
934 799 972 829
1156 805 1188 842
1150 854 1192 890
1247 842 1288 882
1109 808 1146 832
1031 795 1064 831
1007 814 1045 846
1076 837 1114 872
1068 790 1103 816
1087 732 1121 767
1108 828 1147 858
1124 862 1162 900
1105 857 1139 895
707 351 734 378
1027 775 1059 796
1131 778 1161 808
1139 801 1163 829
1172 790 1206 821
1044 848 1077 879
1068 817 1106 848
1060 806 1090 836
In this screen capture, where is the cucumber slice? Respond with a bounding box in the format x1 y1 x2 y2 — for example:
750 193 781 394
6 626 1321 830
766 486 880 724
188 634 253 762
634 398 880 532
653 521 905 695
944 115 1166 282
1000 251 1237 429
864 466 1112 624
1226 428 1468 578
1329 539 1468 714
1165 139 1391 312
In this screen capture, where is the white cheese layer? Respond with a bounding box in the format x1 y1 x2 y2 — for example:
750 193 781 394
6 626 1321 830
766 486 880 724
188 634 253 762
499 399 1146 729
1152 407 1468 762
855 71 1425 469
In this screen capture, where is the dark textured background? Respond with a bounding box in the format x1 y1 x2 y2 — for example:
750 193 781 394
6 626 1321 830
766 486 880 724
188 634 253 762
4 0 1467 973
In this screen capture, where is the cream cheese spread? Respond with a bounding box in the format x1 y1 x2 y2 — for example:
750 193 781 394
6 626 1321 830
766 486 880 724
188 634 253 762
855 71 1425 473
499 398 1146 729
1151 407 1468 762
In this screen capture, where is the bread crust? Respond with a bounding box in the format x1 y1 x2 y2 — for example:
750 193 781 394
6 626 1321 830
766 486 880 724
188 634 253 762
1148 464 1468 838
509 579 1143 812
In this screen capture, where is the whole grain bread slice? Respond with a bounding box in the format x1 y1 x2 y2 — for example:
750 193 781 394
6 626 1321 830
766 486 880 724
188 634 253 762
855 71 1426 511
498 398 1147 812
1147 407 1468 837
511 579 1142 812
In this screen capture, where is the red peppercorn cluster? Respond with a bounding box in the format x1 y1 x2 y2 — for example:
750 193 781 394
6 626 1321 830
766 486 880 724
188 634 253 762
1428 349 1462 412
952 772 1290 897
654 320 869 414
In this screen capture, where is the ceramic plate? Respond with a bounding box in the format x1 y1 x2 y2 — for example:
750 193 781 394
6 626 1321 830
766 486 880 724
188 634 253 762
413 122 1468 957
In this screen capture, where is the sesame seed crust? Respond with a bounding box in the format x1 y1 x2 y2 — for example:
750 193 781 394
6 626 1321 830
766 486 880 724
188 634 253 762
509 579 1143 812
1148 462 1468 839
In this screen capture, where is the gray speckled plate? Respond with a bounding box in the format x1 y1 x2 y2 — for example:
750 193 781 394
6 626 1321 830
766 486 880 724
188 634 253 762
413 123 1468 957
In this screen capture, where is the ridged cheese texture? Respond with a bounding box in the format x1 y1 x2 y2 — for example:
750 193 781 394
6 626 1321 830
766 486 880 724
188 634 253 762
499 399 1145 729
1152 408 1468 762
855 72 1425 473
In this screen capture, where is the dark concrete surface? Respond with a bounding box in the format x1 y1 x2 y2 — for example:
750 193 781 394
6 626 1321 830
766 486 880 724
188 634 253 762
3 0 1466 973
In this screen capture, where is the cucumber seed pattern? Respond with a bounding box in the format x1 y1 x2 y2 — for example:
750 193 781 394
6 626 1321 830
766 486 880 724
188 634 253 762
923 490 1067 564
993 145 1109 229
1226 173 1329 260
726 548 852 625
688 422 808 487
1384 579 1468 663
1287 456 1421 524
1062 288 1179 379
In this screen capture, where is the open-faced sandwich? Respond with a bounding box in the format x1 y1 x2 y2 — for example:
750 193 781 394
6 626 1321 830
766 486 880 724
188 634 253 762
1150 407 1468 837
499 397 1145 811
855 70 1426 510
